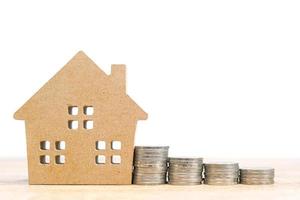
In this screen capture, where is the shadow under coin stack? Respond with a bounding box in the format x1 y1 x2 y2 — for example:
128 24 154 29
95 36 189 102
133 146 169 185
168 157 203 185
204 162 239 185
240 167 275 185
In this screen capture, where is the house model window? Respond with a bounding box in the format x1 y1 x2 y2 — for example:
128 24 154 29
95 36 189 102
112 141 121 150
95 140 122 165
68 106 94 130
84 106 94 115
96 141 106 150
68 106 79 115
84 120 93 130
40 141 50 150
112 155 121 164
40 141 66 165
96 155 106 164
40 155 50 164
68 120 78 130
56 155 65 164
56 141 66 150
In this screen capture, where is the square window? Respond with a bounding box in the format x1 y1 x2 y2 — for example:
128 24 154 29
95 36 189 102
96 141 106 150
56 141 66 150
55 155 65 164
84 120 93 129
111 155 121 164
68 120 78 130
112 141 121 150
96 155 106 164
68 106 78 115
40 141 50 150
40 155 50 164
84 106 94 115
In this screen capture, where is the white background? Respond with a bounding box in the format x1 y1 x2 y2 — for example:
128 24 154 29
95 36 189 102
0 0 299 158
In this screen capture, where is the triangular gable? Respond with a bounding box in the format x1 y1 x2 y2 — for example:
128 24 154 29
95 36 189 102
14 51 147 120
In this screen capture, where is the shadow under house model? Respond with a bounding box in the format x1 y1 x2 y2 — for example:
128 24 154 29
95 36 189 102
14 51 148 185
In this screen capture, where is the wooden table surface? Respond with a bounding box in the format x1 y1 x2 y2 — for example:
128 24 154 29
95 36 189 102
0 159 299 200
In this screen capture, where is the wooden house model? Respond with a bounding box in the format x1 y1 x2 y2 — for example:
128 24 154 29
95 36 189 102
14 51 147 184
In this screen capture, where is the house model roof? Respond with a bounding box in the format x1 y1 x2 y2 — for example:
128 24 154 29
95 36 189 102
14 51 147 121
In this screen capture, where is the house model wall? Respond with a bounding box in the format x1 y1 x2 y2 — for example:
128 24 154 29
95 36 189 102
14 51 147 184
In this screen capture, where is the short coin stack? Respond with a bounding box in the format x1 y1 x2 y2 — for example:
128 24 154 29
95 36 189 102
204 162 239 185
240 167 275 185
168 157 203 185
133 146 169 185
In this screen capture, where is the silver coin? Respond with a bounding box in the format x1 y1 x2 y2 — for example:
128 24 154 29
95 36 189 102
205 174 239 179
240 168 274 176
134 170 167 174
205 171 239 175
204 181 238 185
169 170 203 174
240 167 274 172
240 174 274 178
168 181 201 185
169 157 203 163
135 146 169 149
134 163 167 167
204 178 239 185
240 179 274 185
133 180 166 185
204 162 239 169
169 177 202 181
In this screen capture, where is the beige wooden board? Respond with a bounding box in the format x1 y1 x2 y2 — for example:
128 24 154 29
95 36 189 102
1 159 300 200
13 51 147 184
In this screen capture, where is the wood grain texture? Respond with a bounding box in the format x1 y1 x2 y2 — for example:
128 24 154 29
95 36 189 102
0 159 299 200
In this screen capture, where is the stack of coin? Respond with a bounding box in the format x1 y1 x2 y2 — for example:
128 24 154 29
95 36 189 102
204 162 239 185
240 167 275 185
133 146 169 185
168 157 203 185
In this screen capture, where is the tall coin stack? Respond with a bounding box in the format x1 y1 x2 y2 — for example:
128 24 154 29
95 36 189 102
240 167 275 185
168 157 203 185
133 146 169 185
204 162 239 185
